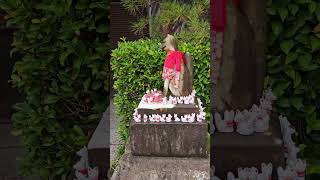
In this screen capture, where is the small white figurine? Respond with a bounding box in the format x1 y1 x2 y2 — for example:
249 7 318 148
263 88 277 102
215 112 233 132
181 116 188 122
88 166 99 180
143 115 148 122
174 114 180 122
155 114 160 122
234 110 243 127
254 108 270 133
248 167 259 180
277 167 295 180
166 116 172 122
238 167 249 180
259 98 272 112
227 172 237 180
294 159 306 180
236 110 255 135
261 163 272 180
160 115 166 122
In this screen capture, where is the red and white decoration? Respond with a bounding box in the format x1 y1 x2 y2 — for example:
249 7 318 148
73 147 99 180
214 88 277 135
212 109 306 180
134 90 205 123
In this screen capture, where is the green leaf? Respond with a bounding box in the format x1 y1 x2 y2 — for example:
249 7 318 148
310 36 320 52
96 24 109 33
83 78 91 92
266 7 277 15
280 40 294 54
290 96 303 110
279 8 288 22
31 19 41 23
304 105 316 114
288 4 299 15
268 56 282 67
278 98 290 107
285 52 298 64
273 81 291 96
43 95 60 104
271 21 283 36
309 1 317 13
284 68 301 88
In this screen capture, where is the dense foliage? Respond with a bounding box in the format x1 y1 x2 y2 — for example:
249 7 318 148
121 0 210 43
111 38 210 149
0 0 110 178
266 0 320 176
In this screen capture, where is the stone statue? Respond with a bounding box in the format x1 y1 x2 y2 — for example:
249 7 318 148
160 34 193 97
212 0 267 113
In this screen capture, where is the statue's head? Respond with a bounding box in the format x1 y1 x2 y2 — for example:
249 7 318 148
160 34 178 52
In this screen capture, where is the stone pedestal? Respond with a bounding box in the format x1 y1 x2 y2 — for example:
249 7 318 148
131 101 208 158
111 153 210 180
211 119 285 179
130 120 208 157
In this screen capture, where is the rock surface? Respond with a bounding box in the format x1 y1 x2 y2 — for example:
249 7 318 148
111 153 210 180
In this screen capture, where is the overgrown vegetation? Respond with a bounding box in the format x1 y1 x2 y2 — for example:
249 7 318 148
0 0 110 178
266 0 320 177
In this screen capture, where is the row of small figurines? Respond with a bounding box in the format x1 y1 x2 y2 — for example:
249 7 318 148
73 147 99 180
142 89 197 104
212 159 306 180
212 115 306 180
134 97 206 123
214 88 277 135
133 113 205 123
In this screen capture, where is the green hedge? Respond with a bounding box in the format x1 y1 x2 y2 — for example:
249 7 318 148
266 0 320 176
111 38 210 143
0 0 109 178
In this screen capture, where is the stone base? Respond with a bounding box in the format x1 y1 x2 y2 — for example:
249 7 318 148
130 120 208 157
111 153 210 180
211 119 286 179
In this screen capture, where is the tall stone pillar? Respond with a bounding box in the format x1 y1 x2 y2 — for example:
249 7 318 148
212 0 267 113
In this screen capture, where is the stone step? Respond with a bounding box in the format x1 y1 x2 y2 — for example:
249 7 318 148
111 153 210 180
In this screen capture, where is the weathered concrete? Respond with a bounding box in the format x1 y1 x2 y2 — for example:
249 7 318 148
111 153 210 180
212 118 285 179
130 121 208 157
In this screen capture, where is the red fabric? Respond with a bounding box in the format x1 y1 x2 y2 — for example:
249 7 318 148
211 0 227 32
163 50 185 72
211 0 240 32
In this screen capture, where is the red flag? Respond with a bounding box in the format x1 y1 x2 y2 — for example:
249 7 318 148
211 0 227 32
